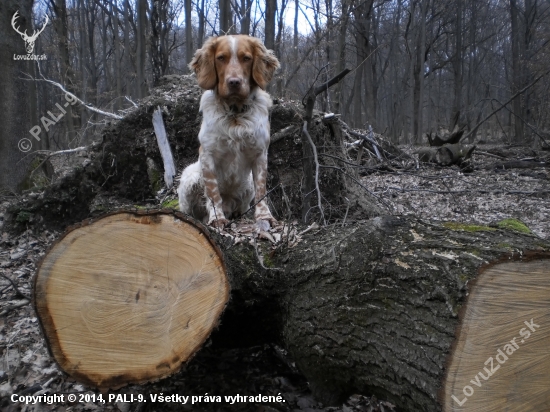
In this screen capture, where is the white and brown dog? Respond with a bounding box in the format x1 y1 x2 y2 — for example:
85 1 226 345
178 35 280 230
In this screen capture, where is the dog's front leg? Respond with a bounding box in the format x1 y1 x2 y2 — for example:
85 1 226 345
199 148 228 228
252 152 277 230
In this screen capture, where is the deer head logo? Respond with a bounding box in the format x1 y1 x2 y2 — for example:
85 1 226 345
11 11 49 55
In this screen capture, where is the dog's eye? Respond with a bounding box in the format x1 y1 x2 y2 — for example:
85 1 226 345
243 55 252 62
217 55 225 61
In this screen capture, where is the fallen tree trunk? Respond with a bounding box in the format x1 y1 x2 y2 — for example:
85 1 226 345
277 219 550 412
418 143 475 168
34 210 550 411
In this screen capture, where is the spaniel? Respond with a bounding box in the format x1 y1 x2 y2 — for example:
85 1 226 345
177 35 280 230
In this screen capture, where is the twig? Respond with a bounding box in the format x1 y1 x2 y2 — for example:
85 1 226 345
27 73 123 120
342 197 350 226
18 146 88 173
0 300 30 316
0 273 30 301
125 96 138 108
270 125 298 145
302 123 326 226
474 151 507 160
232 184 281 221
382 186 550 195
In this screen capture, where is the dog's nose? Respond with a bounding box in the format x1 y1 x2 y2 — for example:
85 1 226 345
227 78 242 88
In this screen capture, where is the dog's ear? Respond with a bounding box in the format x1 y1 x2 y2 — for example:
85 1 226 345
251 38 280 90
189 37 218 90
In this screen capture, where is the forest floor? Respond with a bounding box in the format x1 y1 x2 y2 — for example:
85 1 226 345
0 142 548 412
363 144 549 239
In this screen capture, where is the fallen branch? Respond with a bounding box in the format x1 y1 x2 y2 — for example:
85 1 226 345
302 123 326 225
380 186 550 195
0 273 30 301
270 125 298 145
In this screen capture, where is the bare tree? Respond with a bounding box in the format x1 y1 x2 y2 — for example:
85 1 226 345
137 0 147 98
0 0 35 191
151 0 171 85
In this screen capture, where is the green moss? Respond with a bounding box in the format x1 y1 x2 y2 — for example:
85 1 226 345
497 242 513 249
443 222 496 232
459 273 469 282
133 205 147 210
263 253 274 268
149 168 162 193
162 199 179 209
16 210 32 223
497 218 531 234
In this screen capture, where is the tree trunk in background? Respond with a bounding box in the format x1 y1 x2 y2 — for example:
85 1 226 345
197 0 205 44
151 0 171 86
77 0 88 133
112 0 121 111
523 0 536 142
219 0 232 35
0 0 34 192
123 0 133 95
293 0 298 63
352 0 375 128
239 0 252 35
265 0 276 51
51 0 77 144
365 5 378 130
465 0 477 143
450 0 463 130
185 0 193 67
85 3 99 108
412 0 428 144
334 0 349 115
136 0 147 98
510 0 524 143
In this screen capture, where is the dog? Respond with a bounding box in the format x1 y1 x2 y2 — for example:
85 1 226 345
177 35 280 230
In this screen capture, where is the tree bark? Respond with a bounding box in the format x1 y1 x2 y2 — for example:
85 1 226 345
268 218 550 411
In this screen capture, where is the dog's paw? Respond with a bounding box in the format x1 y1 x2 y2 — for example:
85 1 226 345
256 215 277 232
256 219 271 232
208 217 229 229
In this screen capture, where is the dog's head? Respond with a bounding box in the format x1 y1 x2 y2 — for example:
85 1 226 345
189 35 280 102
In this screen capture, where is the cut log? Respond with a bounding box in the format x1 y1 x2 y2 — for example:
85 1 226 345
33 210 229 390
443 259 550 411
